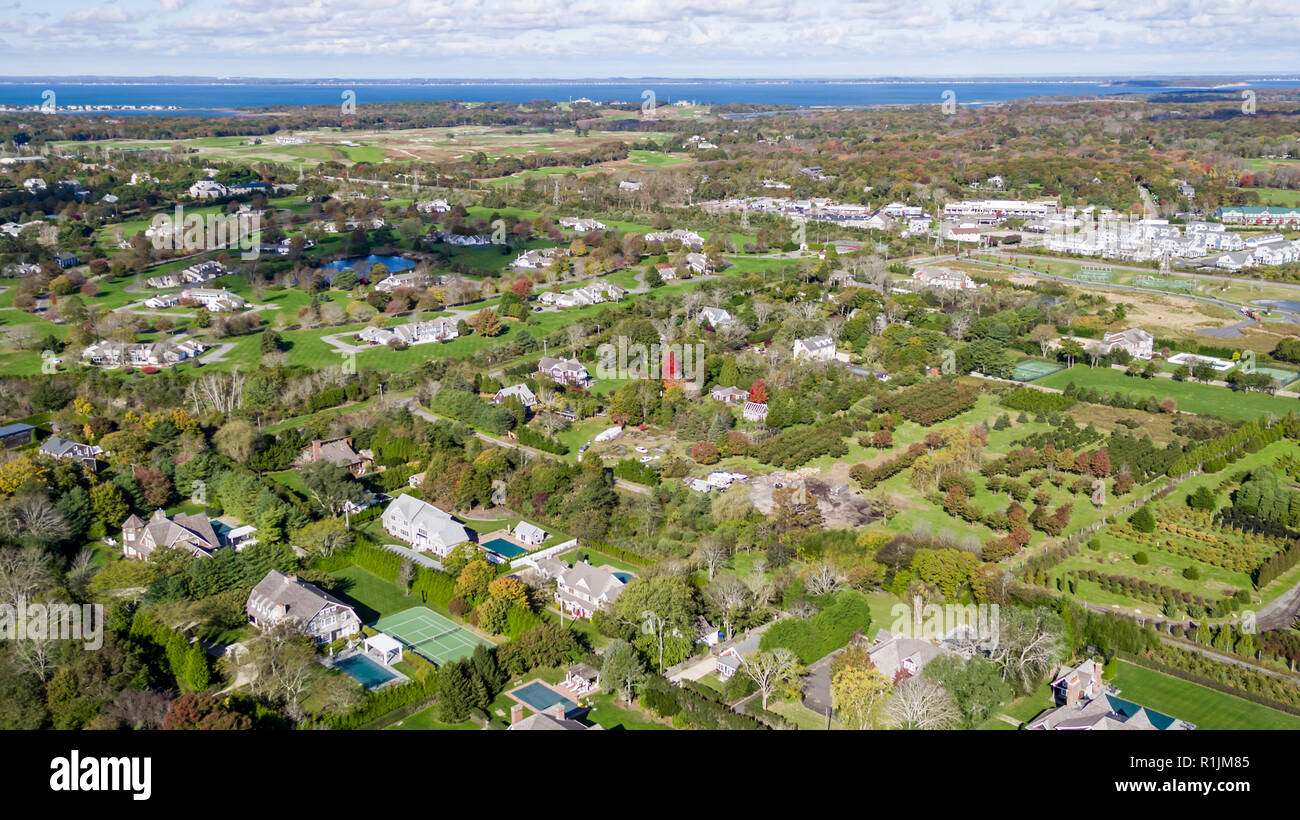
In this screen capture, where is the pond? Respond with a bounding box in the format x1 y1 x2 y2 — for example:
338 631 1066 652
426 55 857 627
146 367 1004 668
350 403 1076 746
319 254 416 277
1251 299 1300 312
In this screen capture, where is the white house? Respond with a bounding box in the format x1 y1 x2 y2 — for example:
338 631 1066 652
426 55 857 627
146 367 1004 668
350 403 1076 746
793 335 840 362
553 560 626 619
181 287 247 312
494 383 538 409
699 306 734 328
537 356 590 388
380 494 470 558
1102 328 1154 360
742 401 769 423
188 177 228 199
912 267 978 291
559 217 607 232
514 521 547 546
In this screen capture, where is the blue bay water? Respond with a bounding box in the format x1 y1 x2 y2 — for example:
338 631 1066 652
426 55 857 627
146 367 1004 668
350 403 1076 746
0 79 1295 115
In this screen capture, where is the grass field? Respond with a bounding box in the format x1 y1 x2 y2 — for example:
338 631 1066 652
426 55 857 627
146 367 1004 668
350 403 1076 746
1036 365 1296 421
1111 660 1300 730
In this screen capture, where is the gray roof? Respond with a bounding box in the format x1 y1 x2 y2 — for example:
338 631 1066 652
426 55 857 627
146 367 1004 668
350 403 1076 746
382 493 469 549
0 423 34 438
246 570 356 626
868 629 949 681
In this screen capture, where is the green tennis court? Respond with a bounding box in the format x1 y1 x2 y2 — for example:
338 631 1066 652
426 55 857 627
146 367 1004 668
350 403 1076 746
1255 366 1299 386
374 607 488 665
1012 359 1065 381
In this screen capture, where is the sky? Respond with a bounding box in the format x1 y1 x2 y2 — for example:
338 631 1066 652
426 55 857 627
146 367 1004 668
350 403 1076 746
2 0 1300 79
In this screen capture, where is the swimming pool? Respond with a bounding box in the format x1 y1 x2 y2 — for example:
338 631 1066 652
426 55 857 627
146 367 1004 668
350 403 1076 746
335 654 398 689
511 681 578 716
480 537 527 559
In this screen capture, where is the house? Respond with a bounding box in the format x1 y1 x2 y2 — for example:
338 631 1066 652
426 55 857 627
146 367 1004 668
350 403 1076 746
699 306 734 328
23 177 46 192
1027 693 1189 730
793 335 839 362
511 247 566 270
559 217 607 232
1050 659 1104 707
553 560 627 618
188 177 229 199
144 293 180 309
246 570 361 644
912 267 978 291
867 629 952 682
514 521 547 546
1102 328 1154 360
38 436 102 470
494 383 538 409
508 707 597 731
54 253 80 269
1216 205 1300 226
716 633 762 680
121 509 224 560
711 385 749 404
81 340 202 369
372 271 429 293
645 229 705 249
943 223 983 243
742 401 769 423
299 437 374 477
357 318 458 347
537 356 591 388
654 263 679 281
413 199 450 214
0 423 35 449
181 287 247 312
619 180 643 192
1028 660 1190 730
380 494 470 557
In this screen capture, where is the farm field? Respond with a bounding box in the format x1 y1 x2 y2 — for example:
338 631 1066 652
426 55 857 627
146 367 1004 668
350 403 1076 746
1111 660 1300 730
1035 365 1296 420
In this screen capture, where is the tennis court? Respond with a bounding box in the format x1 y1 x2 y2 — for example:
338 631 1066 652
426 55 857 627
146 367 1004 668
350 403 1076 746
1255 366 1300 386
374 607 488 665
1011 359 1065 381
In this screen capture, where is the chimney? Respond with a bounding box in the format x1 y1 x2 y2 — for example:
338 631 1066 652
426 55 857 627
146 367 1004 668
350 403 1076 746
549 703 566 720
285 574 298 583
510 704 523 725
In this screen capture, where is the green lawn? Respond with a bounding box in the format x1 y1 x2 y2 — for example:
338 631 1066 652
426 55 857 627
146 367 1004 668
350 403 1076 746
385 705 482 731
1036 365 1296 421
328 566 426 624
1111 660 1300 730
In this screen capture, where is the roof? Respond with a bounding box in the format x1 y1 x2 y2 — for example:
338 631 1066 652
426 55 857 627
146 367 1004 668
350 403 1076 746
795 335 835 351
0 422 34 438
868 629 949 680
247 570 355 625
508 712 596 731
515 521 547 541
382 494 469 548
558 561 626 603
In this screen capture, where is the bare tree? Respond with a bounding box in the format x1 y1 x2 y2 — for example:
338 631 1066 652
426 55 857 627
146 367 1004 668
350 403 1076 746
804 559 846 596
694 537 731 580
743 648 800 710
0 546 53 612
885 676 960 729
704 575 752 640
989 607 1067 692
3 493 67 544
250 620 320 722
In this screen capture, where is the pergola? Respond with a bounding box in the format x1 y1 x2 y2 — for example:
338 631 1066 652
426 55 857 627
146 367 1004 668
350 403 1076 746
364 632 403 666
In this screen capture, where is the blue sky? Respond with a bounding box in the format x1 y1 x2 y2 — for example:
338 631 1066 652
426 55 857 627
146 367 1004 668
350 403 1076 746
2 0 1299 78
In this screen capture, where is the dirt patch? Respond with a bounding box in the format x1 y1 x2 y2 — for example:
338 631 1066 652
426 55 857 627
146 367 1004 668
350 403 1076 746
749 468 877 529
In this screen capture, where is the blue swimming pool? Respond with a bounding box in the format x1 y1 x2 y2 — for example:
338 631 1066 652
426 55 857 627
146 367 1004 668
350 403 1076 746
335 654 398 689
480 537 527 559
511 681 578 716
320 254 416 276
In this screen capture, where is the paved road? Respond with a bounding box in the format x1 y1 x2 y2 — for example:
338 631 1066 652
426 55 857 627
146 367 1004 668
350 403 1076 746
1256 577 1300 632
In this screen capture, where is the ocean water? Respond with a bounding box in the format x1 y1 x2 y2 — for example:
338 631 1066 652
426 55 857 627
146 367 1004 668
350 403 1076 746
0 79 1295 115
